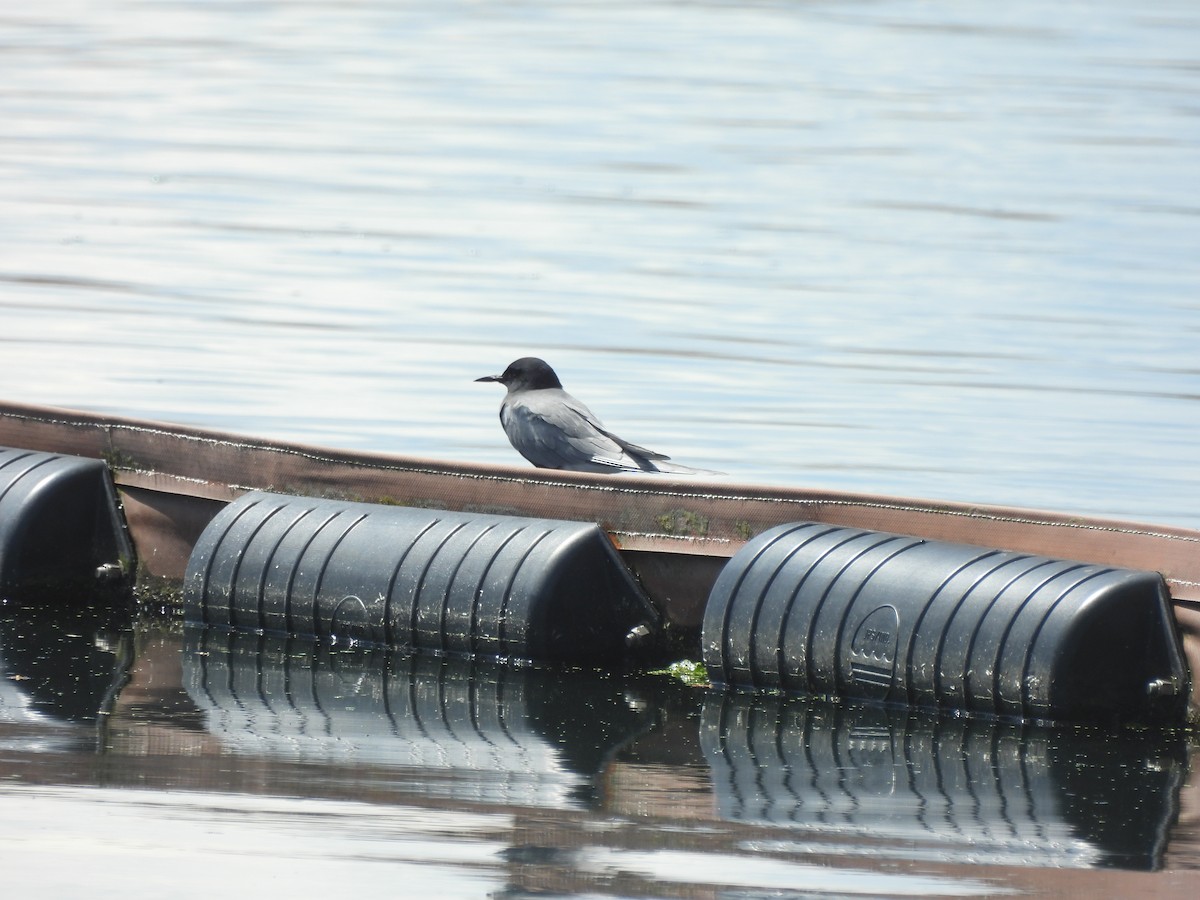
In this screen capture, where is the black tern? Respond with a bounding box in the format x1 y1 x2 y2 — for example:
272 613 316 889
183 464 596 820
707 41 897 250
476 357 719 475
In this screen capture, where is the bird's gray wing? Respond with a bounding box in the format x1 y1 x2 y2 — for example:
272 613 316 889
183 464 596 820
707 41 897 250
568 404 724 475
544 393 675 465
502 390 646 471
591 425 671 463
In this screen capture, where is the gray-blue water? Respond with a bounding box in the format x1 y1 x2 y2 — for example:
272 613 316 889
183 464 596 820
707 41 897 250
2 0 1198 527
2 2 1200 895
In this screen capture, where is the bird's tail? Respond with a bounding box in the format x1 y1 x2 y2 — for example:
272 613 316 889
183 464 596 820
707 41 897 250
601 427 723 476
642 459 725 476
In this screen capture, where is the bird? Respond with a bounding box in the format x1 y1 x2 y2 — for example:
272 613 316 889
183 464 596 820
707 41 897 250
476 357 720 475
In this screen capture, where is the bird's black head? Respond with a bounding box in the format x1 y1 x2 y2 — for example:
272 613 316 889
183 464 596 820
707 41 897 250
475 357 563 392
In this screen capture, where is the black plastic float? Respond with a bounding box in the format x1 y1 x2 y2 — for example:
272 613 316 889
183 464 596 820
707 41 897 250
183 490 661 666
702 522 1190 724
0 446 135 600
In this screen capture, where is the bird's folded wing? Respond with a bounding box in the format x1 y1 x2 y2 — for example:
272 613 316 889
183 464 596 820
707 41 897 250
504 394 645 471
559 396 673 467
593 426 670 462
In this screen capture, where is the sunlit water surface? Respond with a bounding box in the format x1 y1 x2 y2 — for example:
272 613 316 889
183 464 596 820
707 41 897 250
1 0 1198 526
2 2 1200 896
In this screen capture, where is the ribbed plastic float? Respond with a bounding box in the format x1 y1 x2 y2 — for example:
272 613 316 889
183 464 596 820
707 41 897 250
0 446 134 599
702 522 1189 724
183 490 660 665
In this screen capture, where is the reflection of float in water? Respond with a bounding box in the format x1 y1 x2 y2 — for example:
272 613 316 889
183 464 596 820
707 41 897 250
182 624 654 810
0 603 131 734
701 690 1187 871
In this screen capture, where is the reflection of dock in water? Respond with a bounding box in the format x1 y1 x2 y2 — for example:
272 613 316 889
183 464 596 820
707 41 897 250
181 623 1191 871
3 614 1198 893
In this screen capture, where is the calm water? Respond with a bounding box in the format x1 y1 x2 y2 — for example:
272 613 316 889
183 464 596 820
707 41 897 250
1 0 1198 526
2 1 1200 895
2 608 1198 898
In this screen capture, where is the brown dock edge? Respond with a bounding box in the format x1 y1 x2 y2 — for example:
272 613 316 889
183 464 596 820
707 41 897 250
3 398 1197 712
